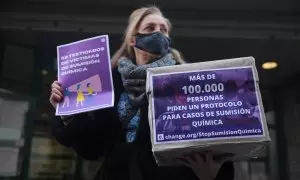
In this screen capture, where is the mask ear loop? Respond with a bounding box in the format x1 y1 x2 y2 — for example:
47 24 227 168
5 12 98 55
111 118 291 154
130 34 138 65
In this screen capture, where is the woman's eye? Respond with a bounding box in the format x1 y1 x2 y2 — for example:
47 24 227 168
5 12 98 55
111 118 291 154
145 26 154 31
161 28 167 33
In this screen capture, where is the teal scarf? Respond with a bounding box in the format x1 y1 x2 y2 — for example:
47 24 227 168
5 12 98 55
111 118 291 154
117 54 176 142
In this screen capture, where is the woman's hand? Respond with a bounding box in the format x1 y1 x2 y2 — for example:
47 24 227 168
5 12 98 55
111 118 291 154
49 81 64 108
177 152 230 180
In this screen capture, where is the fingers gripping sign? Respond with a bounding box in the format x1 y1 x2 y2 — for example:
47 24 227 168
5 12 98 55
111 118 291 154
50 81 64 108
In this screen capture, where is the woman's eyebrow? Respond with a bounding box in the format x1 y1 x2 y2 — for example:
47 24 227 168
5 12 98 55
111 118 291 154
143 22 155 27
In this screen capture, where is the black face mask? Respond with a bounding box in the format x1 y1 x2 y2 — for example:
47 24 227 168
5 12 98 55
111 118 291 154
135 32 171 56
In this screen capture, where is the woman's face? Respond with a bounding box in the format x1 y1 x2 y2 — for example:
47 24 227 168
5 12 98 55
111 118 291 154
137 14 169 36
131 13 170 65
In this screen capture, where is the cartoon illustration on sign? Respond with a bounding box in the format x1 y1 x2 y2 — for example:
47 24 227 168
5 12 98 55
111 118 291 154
76 84 85 107
62 87 70 108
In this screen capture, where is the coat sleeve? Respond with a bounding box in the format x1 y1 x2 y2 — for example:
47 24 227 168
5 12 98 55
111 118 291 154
215 161 235 180
51 107 124 160
51 69 125 160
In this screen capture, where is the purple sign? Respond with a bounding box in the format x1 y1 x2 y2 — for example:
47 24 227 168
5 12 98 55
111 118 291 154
150 67 264 144
56 35 114 115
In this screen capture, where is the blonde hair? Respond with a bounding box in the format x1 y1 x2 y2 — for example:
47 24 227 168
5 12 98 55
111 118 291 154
111 6 185 68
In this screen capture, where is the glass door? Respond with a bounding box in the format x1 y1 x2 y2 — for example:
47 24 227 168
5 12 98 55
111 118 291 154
0 90 34 180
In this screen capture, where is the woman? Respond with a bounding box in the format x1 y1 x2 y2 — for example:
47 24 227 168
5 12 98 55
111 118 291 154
62 87 70 108
76 84 85 107
50 6 234 180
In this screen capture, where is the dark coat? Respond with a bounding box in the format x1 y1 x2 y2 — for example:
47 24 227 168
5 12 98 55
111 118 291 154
51 69 235 180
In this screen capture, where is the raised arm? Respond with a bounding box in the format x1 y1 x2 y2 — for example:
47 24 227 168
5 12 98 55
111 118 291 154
49 69 124 160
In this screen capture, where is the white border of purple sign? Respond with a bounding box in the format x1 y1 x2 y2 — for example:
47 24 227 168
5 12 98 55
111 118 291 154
55 35 114 116
149 66 265 144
